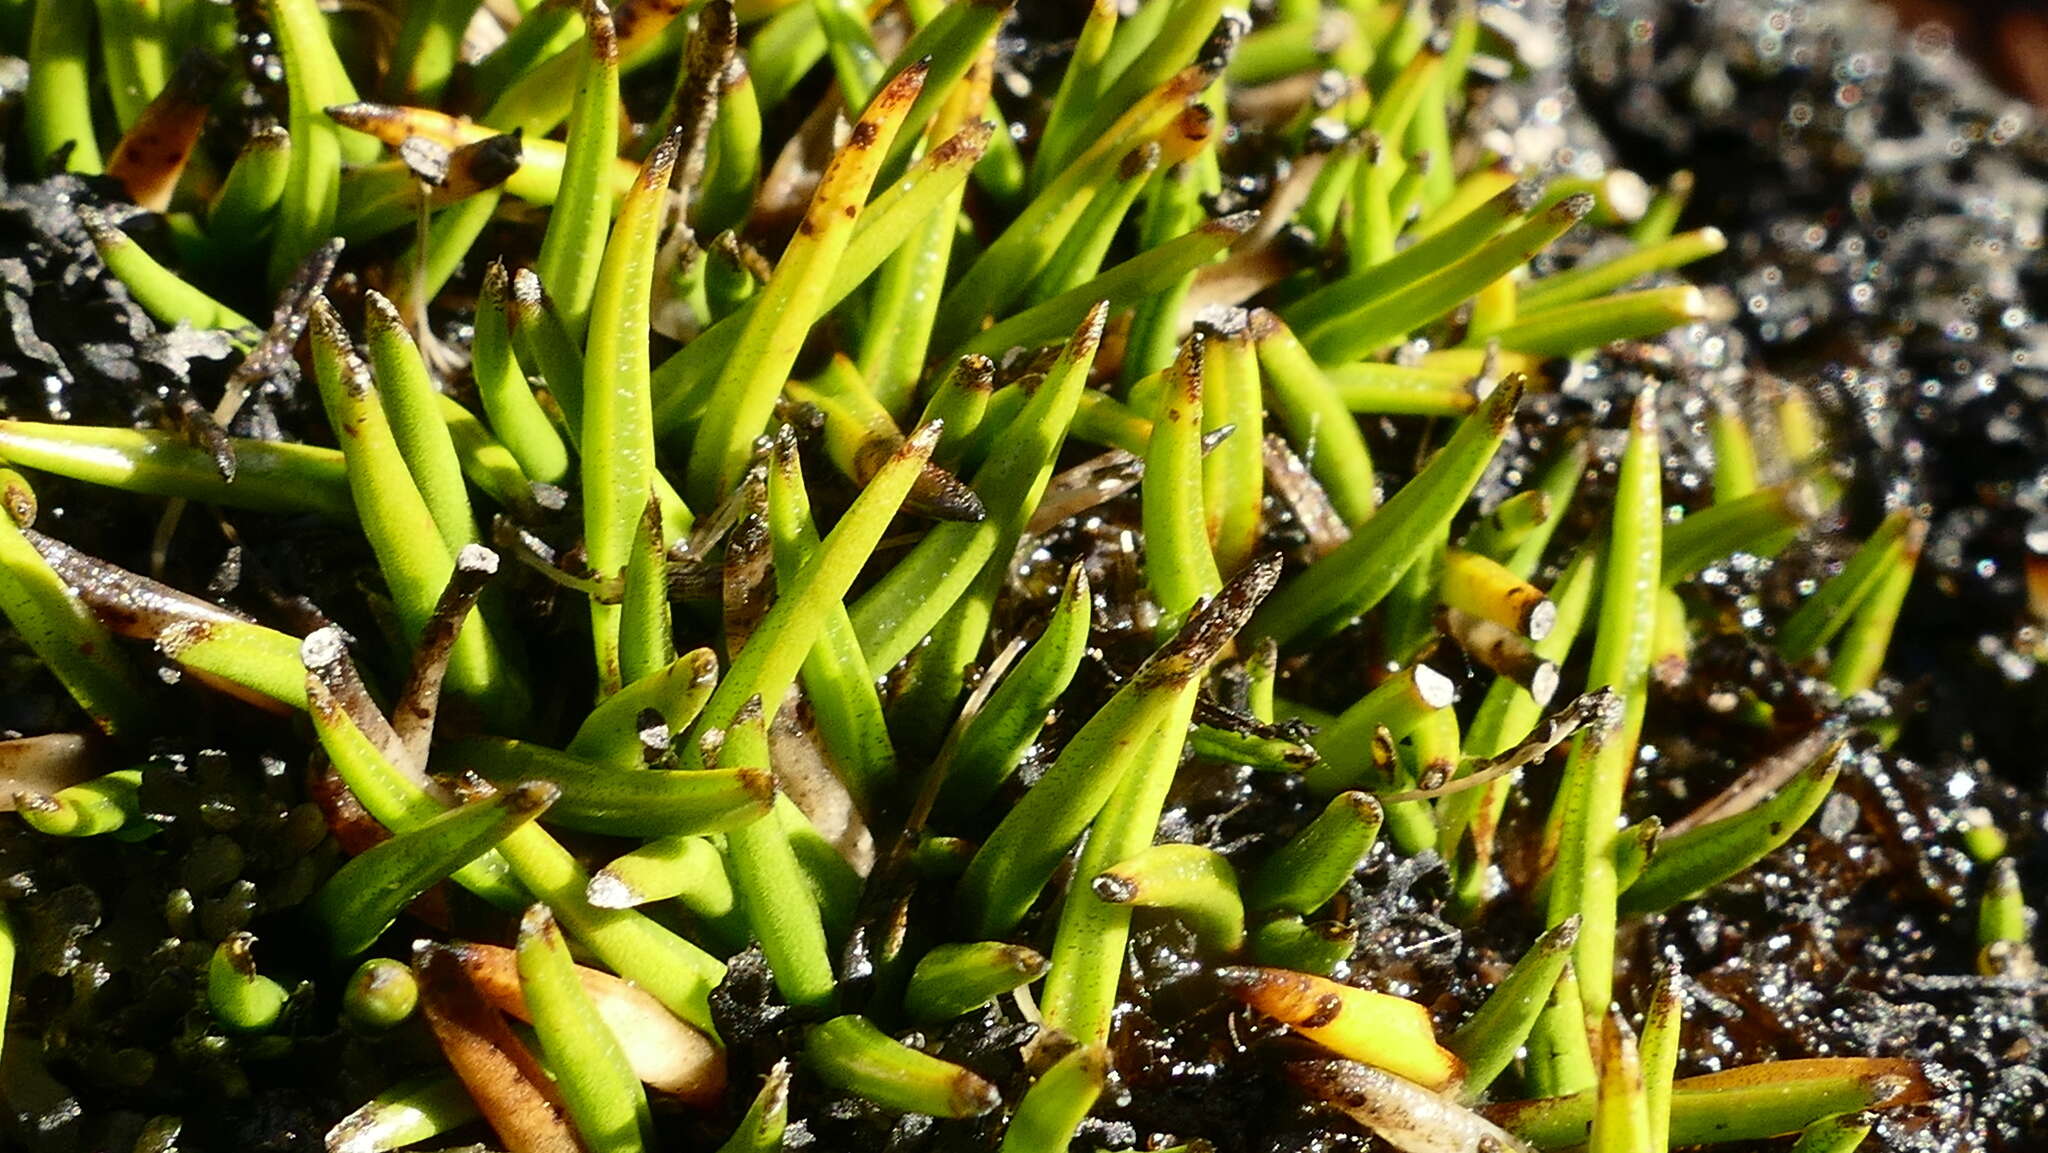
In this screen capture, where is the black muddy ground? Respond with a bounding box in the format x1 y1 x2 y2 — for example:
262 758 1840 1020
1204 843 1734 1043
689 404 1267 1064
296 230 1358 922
0 1 2044 1151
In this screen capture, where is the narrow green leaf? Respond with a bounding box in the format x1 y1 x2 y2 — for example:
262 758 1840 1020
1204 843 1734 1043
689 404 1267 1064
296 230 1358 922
0 476 149 735
960 211 1253 360
698 56 762 236
935 563 1092 820
1092 842 1245 952
742 0 825 110
208 125 293 243
585 129 685 691
471 1 581 99
311 783 557 957
1491 286 1717 359
266 0 365 285
309 301 522 721
1250 308 1379 525
517 904 653 1153
1248 915 1355 976
1589 1007 1651 1153
13 768 144 837
1788 1115 1877 1153
936 64 1213 344
91 0 168 130
1326 361 1479 418
1247 791 1383 917
1285 179 1536 334
960 556 1278 939
1046 0 1223 186
1828 518 1922 696
364 291 476 550
1251 376 1523 646
534 2 621 340
447 737 775 838
1488 1057 1931 1149
1119 130 1212 386
81 208 255 333
26 0 104 174
1777 510 1915 663
684 420 940 764
1525 962 1595 1098
1462 490 1556 567
787 357 984 522
716 1061 792 1153
1038 571 1278 1046
303 631 725 1029
587 835 736 931
618 493 674 689
1200 320 1264 575
1661 481 1814 580
437 394 541 518
721 698 837 1010
917 355 997 465
903 941 1049 1021
1031 140 1165 302
1621 740 1845 915
1630 171 1695 247
1640 968 1683 1152
804 1016 1001 1118
327 1075 480 1153
851 304 1105 671
653 120 993 439
1547 390 1663 1024
998 1044 1107 1153
156 613 312 713
387 0 479 105
1229 9 1355 85
208 933 288 1032
1300 195 1593 363
1301 662 1456 794
1032 0 1118 190
482 0 691 133
1520 228 1728 311
569 647 721 766
766 426 897 811
472 261 570 485
1498 436 1591 580
0 420 349 516
1144 334 1223 631
1448 917 1580 1099
686 63 930 506
813 0 883 107
876 0 1010 174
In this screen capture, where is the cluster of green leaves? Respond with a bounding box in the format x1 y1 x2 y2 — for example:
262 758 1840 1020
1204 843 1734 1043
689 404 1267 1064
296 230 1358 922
0 0 1967 1151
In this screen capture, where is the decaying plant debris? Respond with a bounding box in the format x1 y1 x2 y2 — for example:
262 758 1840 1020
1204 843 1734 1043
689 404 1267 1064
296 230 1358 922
0 0 2041 1151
